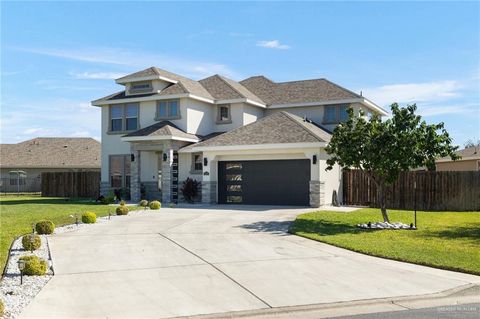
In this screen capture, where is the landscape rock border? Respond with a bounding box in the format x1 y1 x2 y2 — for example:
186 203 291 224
357 221 417 230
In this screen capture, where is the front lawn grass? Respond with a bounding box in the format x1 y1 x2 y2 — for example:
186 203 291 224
290 208 480 275
0 196 140 272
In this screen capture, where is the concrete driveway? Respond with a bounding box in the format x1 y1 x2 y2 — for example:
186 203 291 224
21 206 480 318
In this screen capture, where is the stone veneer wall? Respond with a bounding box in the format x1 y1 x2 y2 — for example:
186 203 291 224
130 150 141 202
201 181 217 204
309 181 325 207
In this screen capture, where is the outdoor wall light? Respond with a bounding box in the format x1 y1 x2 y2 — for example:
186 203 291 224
163 153 168 161
203 157 208 167
312 155 317 165
17 259 26 285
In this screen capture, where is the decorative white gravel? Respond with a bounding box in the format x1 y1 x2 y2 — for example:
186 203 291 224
0 207 153 318
357 221 417 230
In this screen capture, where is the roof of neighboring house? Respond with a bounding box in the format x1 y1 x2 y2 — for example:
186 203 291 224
122 121 200 141
94 67 375 109
239 76 361 105
181 111 331 150
199 75 265 104
0 138 101 169
436 145 480 162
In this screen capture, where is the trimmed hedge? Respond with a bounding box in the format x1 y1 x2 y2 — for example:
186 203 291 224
19 255 47 276
35 220 55 235
82 212 97 224
22 234 41 251
149 201 161 210
116 205 129 215
139 199 149 207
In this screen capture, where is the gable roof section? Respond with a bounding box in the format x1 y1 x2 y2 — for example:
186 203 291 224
240 76 361 106
0 138 100 169
436 145 480 162
182 111 330 150
122 121 199 142
199 75 265 104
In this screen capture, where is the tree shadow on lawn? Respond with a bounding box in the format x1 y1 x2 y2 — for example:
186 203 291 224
289 219 369 236
0 198 98 206
237 219 370 236
419 225 480 243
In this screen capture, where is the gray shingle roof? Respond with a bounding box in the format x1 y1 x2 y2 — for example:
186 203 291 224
182 111 331 149
199 75 265 104
123 121 199 141
0 138 100 169
437 145 480 162
240 76 361 105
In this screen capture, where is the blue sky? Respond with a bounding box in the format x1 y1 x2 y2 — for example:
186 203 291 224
1 1 479 146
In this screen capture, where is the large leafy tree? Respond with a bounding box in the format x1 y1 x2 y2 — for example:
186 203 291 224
326 103 459 223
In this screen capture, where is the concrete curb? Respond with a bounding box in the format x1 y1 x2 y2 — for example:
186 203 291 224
177 284 480 319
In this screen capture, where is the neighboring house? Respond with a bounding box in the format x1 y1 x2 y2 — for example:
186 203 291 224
92 67 387 206
436 145 480 171
0 137 101 192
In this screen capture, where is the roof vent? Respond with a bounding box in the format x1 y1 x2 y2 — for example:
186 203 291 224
63 145 68 148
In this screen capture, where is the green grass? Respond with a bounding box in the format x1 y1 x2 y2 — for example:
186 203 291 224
0 196 140 272
290 208 480 275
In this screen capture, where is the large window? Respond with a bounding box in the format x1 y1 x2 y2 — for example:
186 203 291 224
216 104 231 123
156 100 180 120
9 171 26 186
109 104 139 132
109 155 131 189
323 104 351 124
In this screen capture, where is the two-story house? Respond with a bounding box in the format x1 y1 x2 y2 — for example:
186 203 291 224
92 67 387 206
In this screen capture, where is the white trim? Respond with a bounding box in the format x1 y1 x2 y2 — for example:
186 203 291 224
121 135 199 143
268 98 389 116
116 75 178 85
214 98 266 108
92 93 215 106
179 142 327 153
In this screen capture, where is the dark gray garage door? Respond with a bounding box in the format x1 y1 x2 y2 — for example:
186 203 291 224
218 160 310 206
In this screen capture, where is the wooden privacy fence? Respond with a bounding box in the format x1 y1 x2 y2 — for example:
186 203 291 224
41 171 100 198
343 170 480 211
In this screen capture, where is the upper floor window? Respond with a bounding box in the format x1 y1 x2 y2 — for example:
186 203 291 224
216 104 231 124
156 100 180 120
110 103 139 132
323 104 350 124
129 81 152 94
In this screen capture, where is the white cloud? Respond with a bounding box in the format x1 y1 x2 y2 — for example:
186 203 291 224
416 103 479 117
256 40 290 50
362 80 462 106
13 46 240 79
70 71 126 80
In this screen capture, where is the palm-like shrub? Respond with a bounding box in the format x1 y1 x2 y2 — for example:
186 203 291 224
180 178 200 203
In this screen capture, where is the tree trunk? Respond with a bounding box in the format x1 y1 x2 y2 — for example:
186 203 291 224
377 183 390 223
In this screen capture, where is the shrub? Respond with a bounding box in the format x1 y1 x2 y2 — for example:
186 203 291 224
19 255 47 276
22 234 41 251
101 194 115 204
82 212 97 224
149 200 161 210
180 178 200 203
119 200 126 206
139 199 149 207
0 299 3 317
116 205 129 215
35 220 55 235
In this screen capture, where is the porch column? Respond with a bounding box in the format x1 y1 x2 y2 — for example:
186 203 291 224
130 148 141 202
201 155 217 204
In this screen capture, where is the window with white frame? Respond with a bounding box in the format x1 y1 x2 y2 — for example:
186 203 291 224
156 100 180 119
323 104 351 124
109 104 139 132
192 153 203 172
109 155 131 189
217 104 231 123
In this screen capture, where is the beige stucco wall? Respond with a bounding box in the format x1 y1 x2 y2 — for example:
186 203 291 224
436 160 479 171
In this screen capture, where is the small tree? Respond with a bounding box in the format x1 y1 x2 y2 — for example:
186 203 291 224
326 103 459 223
